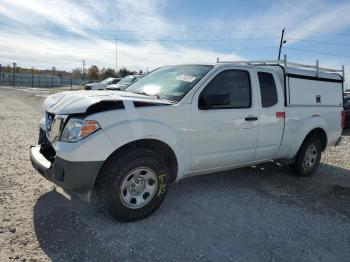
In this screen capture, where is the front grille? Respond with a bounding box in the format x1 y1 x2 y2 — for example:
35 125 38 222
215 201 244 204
39 125 56 163
45 112 67 142
40 143 56 163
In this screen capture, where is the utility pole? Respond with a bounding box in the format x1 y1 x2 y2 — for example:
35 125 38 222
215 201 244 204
82 59 85 82
12 62 16 87
31 68 34 87
51 66 53 88
115 38 118 75
278 28 286 60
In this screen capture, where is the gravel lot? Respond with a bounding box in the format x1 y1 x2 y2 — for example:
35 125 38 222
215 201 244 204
0 86 350 261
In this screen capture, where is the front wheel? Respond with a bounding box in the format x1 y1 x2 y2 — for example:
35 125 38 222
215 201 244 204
100 149 169 222
289 136 322 177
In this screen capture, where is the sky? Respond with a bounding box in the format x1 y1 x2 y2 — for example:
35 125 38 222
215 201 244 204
0 0 349 86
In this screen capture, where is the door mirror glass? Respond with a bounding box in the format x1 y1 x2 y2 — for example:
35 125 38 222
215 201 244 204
199 93 230 109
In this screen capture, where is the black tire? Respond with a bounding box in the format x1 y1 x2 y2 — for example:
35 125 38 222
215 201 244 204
99 148 169 222
289 136 322 177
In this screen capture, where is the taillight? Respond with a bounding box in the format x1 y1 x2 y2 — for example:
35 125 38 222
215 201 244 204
341 110 345 129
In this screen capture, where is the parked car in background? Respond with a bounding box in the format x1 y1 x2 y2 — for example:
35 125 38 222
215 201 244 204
84 77 121 90
106 75 142 90
344 95 350 128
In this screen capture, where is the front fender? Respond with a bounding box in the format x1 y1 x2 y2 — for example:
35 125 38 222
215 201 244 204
102 118 190 180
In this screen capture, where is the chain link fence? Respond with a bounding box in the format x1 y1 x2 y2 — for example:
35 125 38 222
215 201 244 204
0 72 83 88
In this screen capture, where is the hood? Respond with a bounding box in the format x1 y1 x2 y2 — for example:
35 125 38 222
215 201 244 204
106 83 121 88
85 83 99 87
106 83 129 90
43 90 173 115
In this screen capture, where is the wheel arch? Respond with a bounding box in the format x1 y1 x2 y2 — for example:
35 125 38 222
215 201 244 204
298 127 328 155
94 138 179 189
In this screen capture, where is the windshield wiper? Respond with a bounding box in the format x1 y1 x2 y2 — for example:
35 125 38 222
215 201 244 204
130 91 176 104
131 91 161 99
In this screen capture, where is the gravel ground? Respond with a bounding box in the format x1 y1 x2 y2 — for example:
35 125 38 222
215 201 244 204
0 86 350 262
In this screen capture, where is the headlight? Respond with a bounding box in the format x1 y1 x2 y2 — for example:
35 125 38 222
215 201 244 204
60 118 100 142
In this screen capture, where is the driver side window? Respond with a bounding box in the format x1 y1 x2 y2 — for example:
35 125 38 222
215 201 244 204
199 69 251 109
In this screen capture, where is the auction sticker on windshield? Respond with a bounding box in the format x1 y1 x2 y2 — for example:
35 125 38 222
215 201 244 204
176 75 196 83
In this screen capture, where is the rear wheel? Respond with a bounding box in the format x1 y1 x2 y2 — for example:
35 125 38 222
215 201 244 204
99 149 169 222
289 136 322 177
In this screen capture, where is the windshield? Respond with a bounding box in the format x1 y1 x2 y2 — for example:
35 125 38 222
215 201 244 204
119 76 136 85
101 78 114 84
126 65 213 101
344 97 350 108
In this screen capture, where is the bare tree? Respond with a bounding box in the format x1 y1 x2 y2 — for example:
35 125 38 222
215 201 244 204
117 67 131 77
88 65 99 81
72 68 82 78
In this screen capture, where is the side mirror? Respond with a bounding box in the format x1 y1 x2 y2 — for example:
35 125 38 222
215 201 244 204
199 93 230 109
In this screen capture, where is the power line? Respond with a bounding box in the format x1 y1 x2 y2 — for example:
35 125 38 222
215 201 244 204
86 27 282 33
4 45 276 54
129 46 275 52
284 47 350 58
286 37 350 46
108 37 277 42
286 28 350 38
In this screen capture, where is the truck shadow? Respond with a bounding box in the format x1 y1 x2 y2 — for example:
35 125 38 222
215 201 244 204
33 191 119 261
242 161 350 218
33 161 350 261
342 129 350 136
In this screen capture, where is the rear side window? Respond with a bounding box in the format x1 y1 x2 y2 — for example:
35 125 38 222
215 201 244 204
258 72 278 108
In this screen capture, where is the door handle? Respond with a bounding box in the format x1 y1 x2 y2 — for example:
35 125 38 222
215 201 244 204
245 116 258 121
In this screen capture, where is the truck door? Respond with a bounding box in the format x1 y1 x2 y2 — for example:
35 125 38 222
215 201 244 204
255 70 284 160
190 67 259 172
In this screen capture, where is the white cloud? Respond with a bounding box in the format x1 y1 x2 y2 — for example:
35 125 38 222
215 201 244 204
0 0 100 36
204 0 350 44
0 31 241 71
286 1 350 42
0 0 243 71
202 0 350 86
0 0 348 76
0 0 177 38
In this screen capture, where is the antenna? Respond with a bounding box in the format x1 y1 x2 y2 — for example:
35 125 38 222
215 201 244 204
278 28 286 60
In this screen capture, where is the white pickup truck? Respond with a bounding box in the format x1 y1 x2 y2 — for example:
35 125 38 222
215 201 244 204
30 58 345 221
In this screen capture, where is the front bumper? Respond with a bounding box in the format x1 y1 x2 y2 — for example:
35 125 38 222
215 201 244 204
30 145 103 193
